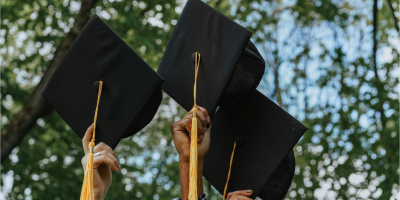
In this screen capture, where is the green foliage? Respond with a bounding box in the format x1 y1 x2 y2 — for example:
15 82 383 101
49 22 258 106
1 0 399 199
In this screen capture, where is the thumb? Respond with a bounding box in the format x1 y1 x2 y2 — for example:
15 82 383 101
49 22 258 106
82 123 94 154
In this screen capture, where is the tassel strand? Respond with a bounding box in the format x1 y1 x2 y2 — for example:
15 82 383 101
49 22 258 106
222 142 237 200
188 53 200 200
80 81 103 200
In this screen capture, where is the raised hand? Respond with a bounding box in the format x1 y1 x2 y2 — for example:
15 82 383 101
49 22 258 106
81 124 120 200
171 106 211 162
171 106 211 199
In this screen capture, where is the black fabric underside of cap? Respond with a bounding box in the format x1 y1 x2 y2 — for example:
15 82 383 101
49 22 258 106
219 41 265 107
42 14 163 149
258 150 295 200
157 0 265 120
203 90 307 199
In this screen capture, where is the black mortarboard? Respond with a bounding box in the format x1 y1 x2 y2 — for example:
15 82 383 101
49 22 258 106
203 90 307 199
157 0 265 120
41 14 163 149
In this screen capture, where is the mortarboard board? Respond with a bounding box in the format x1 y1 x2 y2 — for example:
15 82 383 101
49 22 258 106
157 0 265 120
41 14 163 149
203 90 307 199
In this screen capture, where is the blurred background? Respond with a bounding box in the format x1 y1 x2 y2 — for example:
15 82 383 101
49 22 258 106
1 0 399 199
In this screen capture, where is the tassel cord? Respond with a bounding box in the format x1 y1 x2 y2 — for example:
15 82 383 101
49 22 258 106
80 81 103 200
188 53 201 200
222 142 237 200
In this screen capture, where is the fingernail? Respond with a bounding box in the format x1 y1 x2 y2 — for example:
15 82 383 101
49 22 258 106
246 190 252 193
207 116 210 123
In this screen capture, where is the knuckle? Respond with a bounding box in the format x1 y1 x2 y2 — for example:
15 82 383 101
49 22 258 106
171 122 178 129
81 156 86 165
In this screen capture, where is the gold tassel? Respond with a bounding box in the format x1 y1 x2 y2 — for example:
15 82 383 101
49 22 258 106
189 107 198 200
188 53 200 200
80 81 103 200
222 142 237 200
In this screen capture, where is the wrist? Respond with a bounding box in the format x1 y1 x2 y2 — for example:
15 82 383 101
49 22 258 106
179 155 206 164
94 192 105 200
93 186 108 200
179 155 190 164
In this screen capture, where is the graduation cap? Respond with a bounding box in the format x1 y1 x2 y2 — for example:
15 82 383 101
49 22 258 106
203 90 307 199
156 0 265 199
42 14 164 199
41 14 163 149
157 0 265 120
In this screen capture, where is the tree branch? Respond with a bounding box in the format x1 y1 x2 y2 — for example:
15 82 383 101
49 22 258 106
373 0 378 79
386 0 399 33
373 0 387 134
1 0 99 162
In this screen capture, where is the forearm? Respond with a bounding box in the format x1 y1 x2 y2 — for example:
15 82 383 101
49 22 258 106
93 186 108 200
179 157 205 200
197 159 204 196
94 193 105 200
179 157 190 200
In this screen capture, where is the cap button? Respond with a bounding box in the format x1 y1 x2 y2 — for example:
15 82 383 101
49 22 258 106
235 135 245 146
93 81 100 93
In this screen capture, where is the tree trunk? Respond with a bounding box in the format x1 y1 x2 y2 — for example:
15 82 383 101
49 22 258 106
273 65 283 107
1 0 99 162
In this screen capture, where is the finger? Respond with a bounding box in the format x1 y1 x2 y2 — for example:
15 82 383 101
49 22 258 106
93 155 119 171
229 194 253 200
99 150 120 170
172 118 190 135
197 127 206 143
181 118 191 134
187 118 192 136
196 117 204 137
94 142 115 156
184 114 205 134
196 118 206 143
81 154 88 170
195 108 208 127
201 126 210 143
82 124 94 154
227 190 253 199
197 106 210 124
186 117 203 139
183 113 193 120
